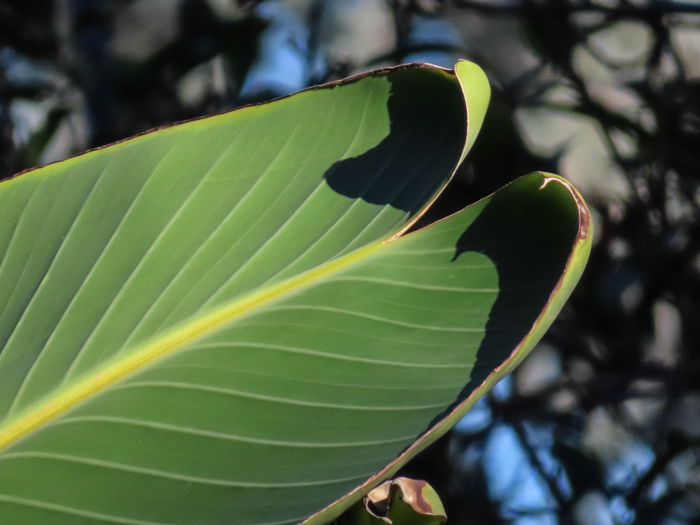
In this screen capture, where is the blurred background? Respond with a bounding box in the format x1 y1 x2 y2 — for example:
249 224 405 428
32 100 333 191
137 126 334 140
1 0 699 523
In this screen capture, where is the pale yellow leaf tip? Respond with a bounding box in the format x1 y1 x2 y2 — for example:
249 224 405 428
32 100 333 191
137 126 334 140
454 60 491 163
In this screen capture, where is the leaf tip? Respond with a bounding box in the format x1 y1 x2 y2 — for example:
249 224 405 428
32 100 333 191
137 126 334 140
535 172 592 243
452 60 491 162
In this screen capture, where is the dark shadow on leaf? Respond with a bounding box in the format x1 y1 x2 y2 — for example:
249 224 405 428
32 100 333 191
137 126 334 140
441 176 579 421
323 68 466 214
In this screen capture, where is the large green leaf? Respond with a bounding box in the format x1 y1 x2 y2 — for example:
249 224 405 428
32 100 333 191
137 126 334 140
0 61 590 524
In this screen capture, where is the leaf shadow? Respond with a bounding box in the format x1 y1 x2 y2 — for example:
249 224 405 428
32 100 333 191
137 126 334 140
322 68 466 214
446 178 578 419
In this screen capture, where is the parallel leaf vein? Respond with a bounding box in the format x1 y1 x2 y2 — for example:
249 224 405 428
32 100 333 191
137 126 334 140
193 341 471 369
116 381 447 411
0 452 372 488
49 416 415 448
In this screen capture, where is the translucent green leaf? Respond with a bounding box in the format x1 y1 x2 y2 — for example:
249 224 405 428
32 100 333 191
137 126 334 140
0 60 590 524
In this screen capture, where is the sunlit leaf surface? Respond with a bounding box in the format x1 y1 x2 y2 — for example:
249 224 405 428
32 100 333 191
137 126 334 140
0 61 590 524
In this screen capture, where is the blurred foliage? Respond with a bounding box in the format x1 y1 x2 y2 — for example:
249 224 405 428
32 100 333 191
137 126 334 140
1 1 700 524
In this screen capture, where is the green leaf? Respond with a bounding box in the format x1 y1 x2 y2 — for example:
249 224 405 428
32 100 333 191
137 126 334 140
0 60 590 524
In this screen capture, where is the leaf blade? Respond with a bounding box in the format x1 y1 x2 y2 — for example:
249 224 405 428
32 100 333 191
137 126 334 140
0 62 591 524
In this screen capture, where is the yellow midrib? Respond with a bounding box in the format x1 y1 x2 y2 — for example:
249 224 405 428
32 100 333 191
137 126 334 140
0 239 384 451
